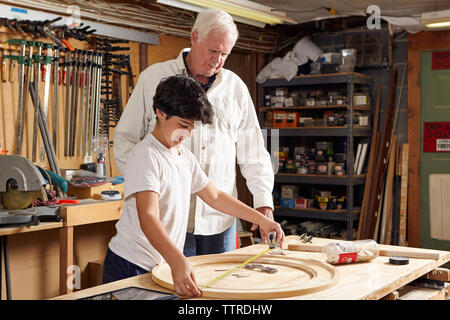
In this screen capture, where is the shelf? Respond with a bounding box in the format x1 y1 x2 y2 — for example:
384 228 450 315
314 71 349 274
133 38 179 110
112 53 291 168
260 72 372 88
274 206 360 222
263 127 372 137
259 105 371 112
260 71 372 241
275 173 367 185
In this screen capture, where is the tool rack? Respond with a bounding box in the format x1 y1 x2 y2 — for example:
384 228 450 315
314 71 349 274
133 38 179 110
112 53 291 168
258 72 373 240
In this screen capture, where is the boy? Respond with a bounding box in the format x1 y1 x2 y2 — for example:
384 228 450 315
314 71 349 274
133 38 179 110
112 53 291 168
103 75 284 297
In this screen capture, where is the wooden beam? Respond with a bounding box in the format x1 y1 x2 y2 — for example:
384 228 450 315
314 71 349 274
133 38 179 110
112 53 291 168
360 69 398 239
383 137 397 244
422 268 450 282
399 143 409 246
60 200 123 227
357 84 382 239
59 226 74 295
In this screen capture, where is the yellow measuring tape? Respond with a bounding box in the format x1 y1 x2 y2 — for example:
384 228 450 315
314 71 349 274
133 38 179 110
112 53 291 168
201 247 273 289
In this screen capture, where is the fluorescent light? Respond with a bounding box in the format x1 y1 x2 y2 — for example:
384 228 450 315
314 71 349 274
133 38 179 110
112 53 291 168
425 21 450 28
421 9 450 29
157 0 266 27
157 0 296 26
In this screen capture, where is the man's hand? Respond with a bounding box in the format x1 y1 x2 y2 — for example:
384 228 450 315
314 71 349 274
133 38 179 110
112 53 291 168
251 207 274 242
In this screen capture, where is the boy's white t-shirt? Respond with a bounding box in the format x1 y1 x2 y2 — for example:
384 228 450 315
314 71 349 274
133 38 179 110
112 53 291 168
108 133 209 271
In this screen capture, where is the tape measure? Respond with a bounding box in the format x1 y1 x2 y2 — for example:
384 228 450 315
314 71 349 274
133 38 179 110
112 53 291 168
201 231 277 289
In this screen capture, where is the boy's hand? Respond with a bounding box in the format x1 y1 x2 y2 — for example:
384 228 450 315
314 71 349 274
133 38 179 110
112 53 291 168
171 257 202 298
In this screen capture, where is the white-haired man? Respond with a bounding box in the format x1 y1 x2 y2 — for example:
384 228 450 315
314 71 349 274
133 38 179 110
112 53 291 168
113 8 275 257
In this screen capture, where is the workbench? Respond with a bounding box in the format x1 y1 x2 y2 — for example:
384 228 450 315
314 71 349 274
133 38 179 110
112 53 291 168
0 199 123 299
51 235 450 300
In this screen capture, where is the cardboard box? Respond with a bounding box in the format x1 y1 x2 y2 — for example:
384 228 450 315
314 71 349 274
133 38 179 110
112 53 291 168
295 198 313 209
273 111 287 128
281 185 299 199
280 198 295 208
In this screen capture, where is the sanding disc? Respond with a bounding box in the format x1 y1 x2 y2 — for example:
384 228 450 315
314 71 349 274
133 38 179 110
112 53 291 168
389 257 409 265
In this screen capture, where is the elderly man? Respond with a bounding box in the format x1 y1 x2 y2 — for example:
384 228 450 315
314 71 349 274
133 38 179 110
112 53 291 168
113 8 274 256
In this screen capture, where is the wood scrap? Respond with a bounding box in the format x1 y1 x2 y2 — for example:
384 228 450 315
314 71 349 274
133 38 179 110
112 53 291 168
357 84 382 239
359 68 398 239
382 137 397 244
398 143 409 246
288 242 440 260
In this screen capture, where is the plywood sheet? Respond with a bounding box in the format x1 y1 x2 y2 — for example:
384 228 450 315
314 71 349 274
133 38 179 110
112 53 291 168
429 174 450 240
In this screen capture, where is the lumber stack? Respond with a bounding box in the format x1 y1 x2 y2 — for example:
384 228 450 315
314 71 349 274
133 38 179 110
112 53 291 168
357 68 409 245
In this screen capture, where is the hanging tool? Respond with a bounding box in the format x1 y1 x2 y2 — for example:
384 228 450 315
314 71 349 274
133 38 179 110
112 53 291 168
94 54 103 139
52 48 60 153
82 51 93 161
18 41 35 156
40 43 54 161
202 232 278 289
88 53 99 158
31 41 43 162
63 51 72 156
5 39 28 155
1 50 7 82
69 49 80 156
8 51 16 83
77 50 87 157
29 82 65 198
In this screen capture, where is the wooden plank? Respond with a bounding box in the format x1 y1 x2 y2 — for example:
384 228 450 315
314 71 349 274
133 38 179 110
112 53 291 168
357 84 382 239
60 200 123 227
59 226 74 295
288 242 440 260
0 221 62 236
399 283 449 300
381 291 399 300
422 268 450 282
379 249 439 260
399 144 409 246
87 260 104 288
382 137 397 244
360 69 398 239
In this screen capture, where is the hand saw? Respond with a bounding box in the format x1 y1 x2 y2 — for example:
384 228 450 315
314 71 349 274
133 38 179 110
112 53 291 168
201 231 278 289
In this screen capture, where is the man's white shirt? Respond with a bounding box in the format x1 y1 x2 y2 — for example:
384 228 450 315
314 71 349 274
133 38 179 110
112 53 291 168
113 48 274 236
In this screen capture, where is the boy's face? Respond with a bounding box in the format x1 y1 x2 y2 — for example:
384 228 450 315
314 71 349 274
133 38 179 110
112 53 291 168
156 110 196 148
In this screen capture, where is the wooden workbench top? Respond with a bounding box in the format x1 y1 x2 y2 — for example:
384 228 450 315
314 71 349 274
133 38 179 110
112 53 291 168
0 200 123 236
51 236 450 300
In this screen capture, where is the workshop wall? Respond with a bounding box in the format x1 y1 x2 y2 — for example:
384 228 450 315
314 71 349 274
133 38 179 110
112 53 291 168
0 28 262 299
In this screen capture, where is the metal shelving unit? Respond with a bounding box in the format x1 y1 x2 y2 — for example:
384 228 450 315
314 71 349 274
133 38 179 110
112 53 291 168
259 72 373 240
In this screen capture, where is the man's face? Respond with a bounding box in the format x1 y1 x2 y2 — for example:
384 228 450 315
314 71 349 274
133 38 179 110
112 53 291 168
189 29 235 77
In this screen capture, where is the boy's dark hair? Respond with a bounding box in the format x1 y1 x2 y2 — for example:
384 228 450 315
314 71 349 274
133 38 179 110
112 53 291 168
153 75 214 124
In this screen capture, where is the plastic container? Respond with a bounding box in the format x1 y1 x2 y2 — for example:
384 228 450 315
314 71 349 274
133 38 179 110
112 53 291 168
322 240 379 264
